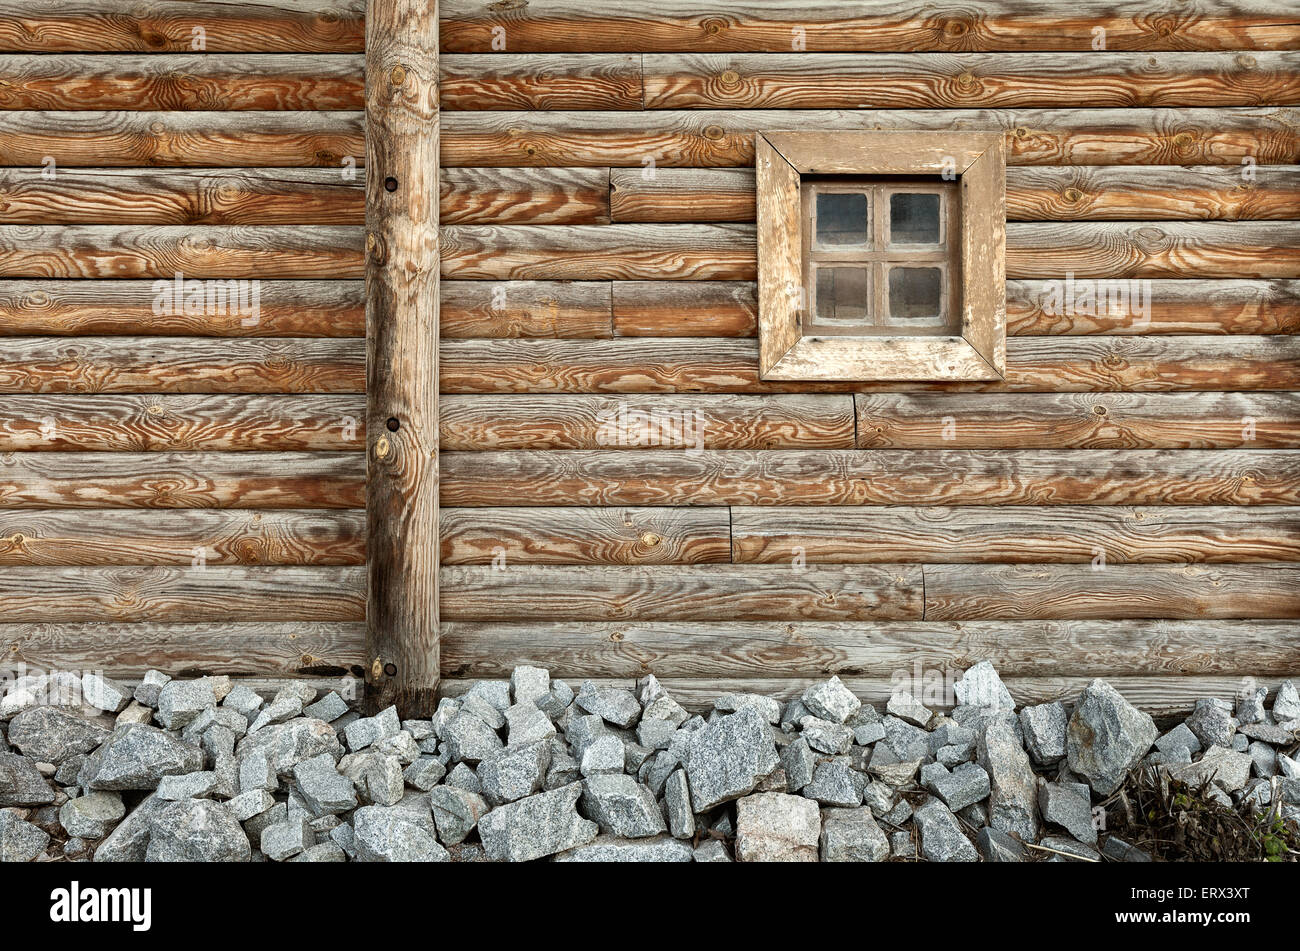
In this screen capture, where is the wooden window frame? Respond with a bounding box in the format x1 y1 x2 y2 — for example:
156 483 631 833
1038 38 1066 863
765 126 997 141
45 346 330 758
756 131 1006 382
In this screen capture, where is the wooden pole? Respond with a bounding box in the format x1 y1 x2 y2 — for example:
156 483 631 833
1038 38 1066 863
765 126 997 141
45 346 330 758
364 0 439 716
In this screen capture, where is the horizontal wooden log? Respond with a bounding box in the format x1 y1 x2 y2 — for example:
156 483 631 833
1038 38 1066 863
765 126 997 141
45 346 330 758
0 53 364 110
855 392 1300 449
1008 278 1300 334
0 226 362 279
0 394 366 451
0 111 364 167
440 619 1300 681
0 169 364 226
441 168 608 225
440 280 611 337
925 563 1300 620
440 506 732 565
440 336 1300 394
442 108 1300 167
644 52 1300 109
0 338 364 393
0 566 364 622
2 621 365 679
441 449 1300 506
441 53 642 110
440 1 1300 53
607 166 1300 223
440 224 753 280
732 505 1300 564
0 509 365 566
440 394 856 449
0 452 365 508
0 1 366 52
612 280 756 336
0 279 363 337
440 564 924 621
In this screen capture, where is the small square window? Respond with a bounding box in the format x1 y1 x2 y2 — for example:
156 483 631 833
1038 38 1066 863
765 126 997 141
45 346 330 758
815 192 869 247
814 266 870 326
887 266 944 323
889 193 942 246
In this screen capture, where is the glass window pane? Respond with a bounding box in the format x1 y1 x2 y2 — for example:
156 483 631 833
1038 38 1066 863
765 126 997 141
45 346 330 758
890 192 941 245
815 192 869 246
887 267 943 323
815 267 870 325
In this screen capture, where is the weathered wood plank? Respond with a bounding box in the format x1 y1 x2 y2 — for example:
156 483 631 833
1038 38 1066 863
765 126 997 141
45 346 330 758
0 1 366 52
0 111 364 167
0 509 365 566
0 566 365 622
612 280 756 336
440 564 924 621
0 338 365 393
0 394 366 451
925 563 1300 619
3 621 365 679
440 619 1300 681
442 108 1300 167
732 505 1300 564
0 226 362 280
440 280 611 337
610 168 755 222
440 336 1300 394
0 169 364 226
440 394 855 449
441 53 642 109
440 224 754 280
856 392 1300 449
0 452 365 508
441 449 1300 506
0 53 364 110
441 168 609 224
1009 278 1300 334
441 506 732 565
441 1 1300 53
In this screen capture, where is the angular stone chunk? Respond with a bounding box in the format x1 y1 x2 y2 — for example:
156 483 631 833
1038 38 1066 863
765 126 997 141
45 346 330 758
976 825 1026 862
155 679 217 730
133 670 172 708
0 810 50 862
430 785 490 845
886 690 932 728
735 792 821 862
443 710 503 764
954 660 1015 711
664 769 695 839
922 761 991 813
292 752 358 816
1038 781 1097 844
913 797 978 862
581 774 666 838
1167 745 1254 793
478 783 598 862
553 834 693 862
576 681 641 729
477 741 550 805
7 707 110 764
352 805 448 862
235 718 343 779
713 693 782 724
145 799 251 862
511 666 551 707
1019 702 1068 766
79 724 204 791
978 719 1040 841
1185 698 1238 749
81 673 132 713
801 677 860 724
1066 679 1157 796
802 760 864 807
819 807 889 862
684 707 780 811
343 706 401 752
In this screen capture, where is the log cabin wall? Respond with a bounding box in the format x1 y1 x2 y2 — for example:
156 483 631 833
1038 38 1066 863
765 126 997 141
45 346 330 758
1 1 1298 712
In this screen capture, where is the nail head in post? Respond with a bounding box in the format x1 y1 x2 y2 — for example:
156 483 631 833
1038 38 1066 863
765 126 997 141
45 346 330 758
384 663 397 677
384 176 398 192
386 417 400 431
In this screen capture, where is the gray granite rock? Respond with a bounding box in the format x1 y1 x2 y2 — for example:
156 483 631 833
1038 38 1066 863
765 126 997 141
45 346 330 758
923 761 991 813
1167 744 1254 793
442 710 503 764
780 736 815 792
801 676 860 724
954 661 1015 711
339 751 404 807
7 706 110 764
292 752 357 816
692 838 732 862
222 684 265 720
505 702 556 748
510 665 551 707
155 771 219 801
261 817 314 861
1039 781 1097 844
478 782 598 862
635 717 677 751
801 759 864 807
79 724 203 791
235 718 343 779
685 706 780 811
1273 680 1300 721
886 690 932 728
581 773 666 838
1066 679 1158 796
1101 835 1152 862
343 706 401 752
1185 698 1238 749
664 768 694 839
429 784 490 845
145 799 250 862
352 805 448 862
554 834 693 862
0 752 54 807
133 670 171 708
576 681 641 729
819 807 889 862
228 789 275 822
1155 722 1202 756
979 718 1041 841
0 809 50 862
713 693 782 725
477 740 550 805
913 797 978 862
579 734 625 777
403 755 447 791
90 794 168 862
155 679 217 730
1236 685 1269 725
734 792 821 862
799 716 855 755
1020 702 1068 766
81 673 132 713
976 825 1026 862
1040 835 1101 862
1248 741 1278 778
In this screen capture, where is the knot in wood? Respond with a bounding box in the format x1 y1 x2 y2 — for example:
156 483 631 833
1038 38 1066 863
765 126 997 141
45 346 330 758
390 65 407 86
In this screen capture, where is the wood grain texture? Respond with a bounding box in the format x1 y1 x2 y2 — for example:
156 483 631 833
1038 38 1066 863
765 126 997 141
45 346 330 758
0 394 366 452
0 225 362 279
0 452 364 508
440 506 732 565
0 53 364 110
439 224 755 280
0 566 364 622
610 168 754 222
441 167 609 224
924 563 1300 620
0 509 365 566
731 506 1300 564
855 392 1300 449
440 1 1300 53
0 111 364 167
612 281 755 336
440 394 856 449
441 449 1300 507
1008 278 1300 333
0 280 364 337
2 621 365 679
0 1 366 52
440 336 1300 393
644 52 1300 109
439 619 1300 681
0 338 364 394
0 169 364 226
442 108 1300 167
441 53 643 109
440 279 611 337
440 564 924 621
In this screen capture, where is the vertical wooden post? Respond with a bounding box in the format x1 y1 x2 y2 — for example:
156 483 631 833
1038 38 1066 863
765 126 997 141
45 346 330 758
364 0 439 716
